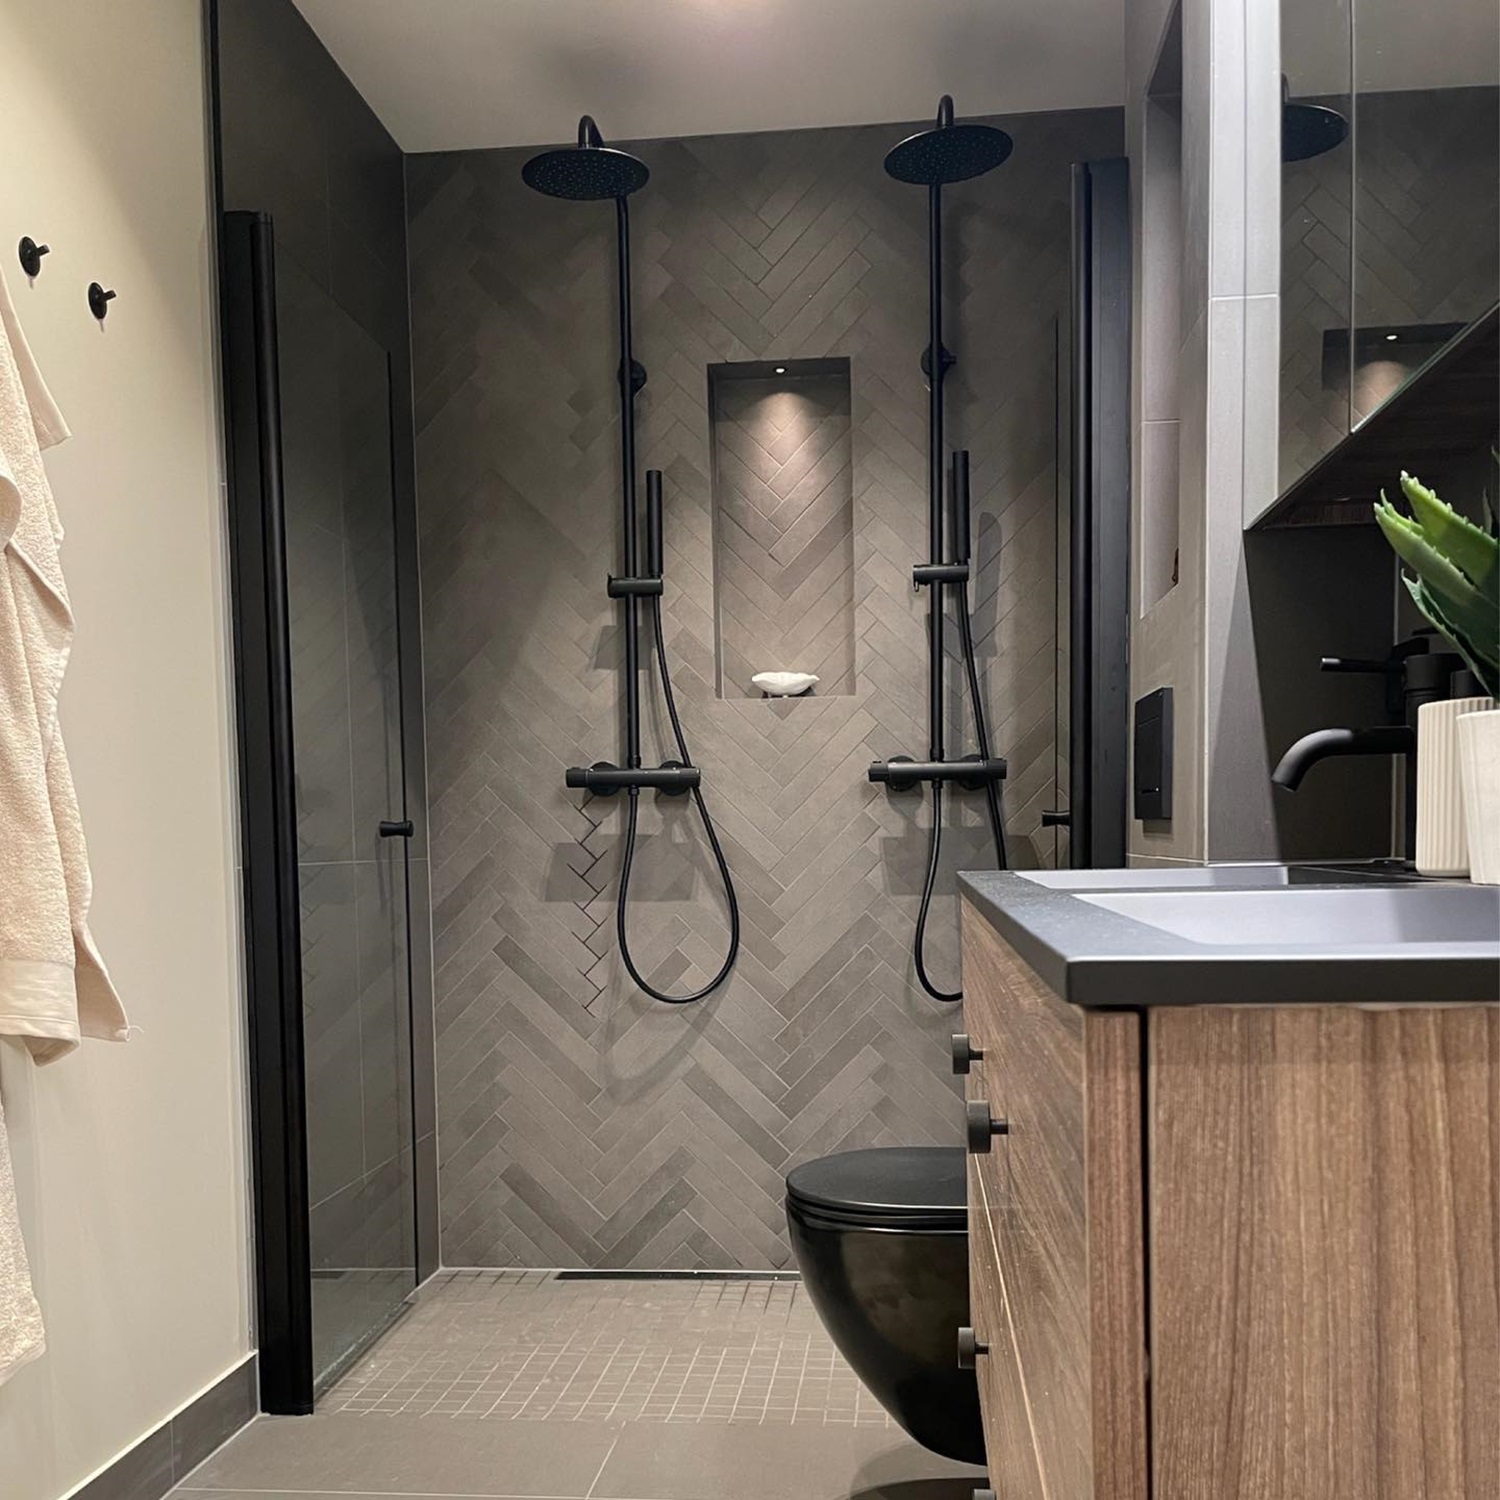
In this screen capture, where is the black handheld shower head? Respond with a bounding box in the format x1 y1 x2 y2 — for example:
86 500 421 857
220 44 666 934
522 115 650 200
884 95 1013 186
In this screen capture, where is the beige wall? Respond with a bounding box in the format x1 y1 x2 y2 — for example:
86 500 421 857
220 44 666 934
1126 0 1289 865
0 2 251 1496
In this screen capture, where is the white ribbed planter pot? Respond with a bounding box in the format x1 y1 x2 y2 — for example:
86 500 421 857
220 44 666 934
1457 708 1500 885
1416 697 1493 875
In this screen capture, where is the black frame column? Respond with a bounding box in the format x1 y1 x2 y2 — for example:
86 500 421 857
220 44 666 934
219 209 315 1415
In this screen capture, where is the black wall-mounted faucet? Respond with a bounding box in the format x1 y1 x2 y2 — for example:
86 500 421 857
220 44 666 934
1271 633 1462 860
1271 725 1416 790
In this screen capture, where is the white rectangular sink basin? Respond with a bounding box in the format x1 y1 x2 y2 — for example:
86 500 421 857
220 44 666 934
1077 885 1500 949
1020 865 1296 891
1016 862 1418 892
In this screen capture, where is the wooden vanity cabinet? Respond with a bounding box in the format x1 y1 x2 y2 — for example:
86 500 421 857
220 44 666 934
959 896 1499 1500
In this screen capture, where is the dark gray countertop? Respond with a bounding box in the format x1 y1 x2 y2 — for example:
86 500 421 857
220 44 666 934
959 866 1500 1009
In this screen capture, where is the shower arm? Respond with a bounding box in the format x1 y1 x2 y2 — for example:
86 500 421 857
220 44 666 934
866 168 998 792
927 177 947 766
563 201 696 798
618 194 642 771
866 447 1006 791
868 167 999 792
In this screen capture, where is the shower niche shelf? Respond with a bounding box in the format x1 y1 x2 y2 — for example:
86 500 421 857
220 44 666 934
708 358 856 700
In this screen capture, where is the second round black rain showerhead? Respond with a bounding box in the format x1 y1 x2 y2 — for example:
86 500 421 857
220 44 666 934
522 115 650 200
884 95 1013 186
1281 77 1349 163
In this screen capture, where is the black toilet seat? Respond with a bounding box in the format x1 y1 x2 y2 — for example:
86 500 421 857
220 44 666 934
785 1146 967 1233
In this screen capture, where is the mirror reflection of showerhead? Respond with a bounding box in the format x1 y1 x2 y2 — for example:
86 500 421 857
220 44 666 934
1282 76 1349 163
884 95 1014 186
522 115 650 200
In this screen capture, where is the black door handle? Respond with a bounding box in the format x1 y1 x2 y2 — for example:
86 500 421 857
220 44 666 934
1041 808 1071 827
378 819 414 838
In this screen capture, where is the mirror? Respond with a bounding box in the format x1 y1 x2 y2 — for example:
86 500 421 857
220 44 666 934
1350 0 1499 426
1278 0 1499 492
1278 0 1354 492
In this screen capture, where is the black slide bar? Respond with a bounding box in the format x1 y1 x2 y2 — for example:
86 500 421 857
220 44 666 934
868 757 1008 787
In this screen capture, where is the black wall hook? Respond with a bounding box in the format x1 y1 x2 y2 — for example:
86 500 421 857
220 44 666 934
88 282 117 321
18 237 49 279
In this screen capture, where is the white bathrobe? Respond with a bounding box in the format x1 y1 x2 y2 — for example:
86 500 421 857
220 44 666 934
0 265 129 1383
0 266 127 1062
0 1084 44 1384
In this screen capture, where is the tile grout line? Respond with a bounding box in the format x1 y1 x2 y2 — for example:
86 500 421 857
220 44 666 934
584 1430 622 1500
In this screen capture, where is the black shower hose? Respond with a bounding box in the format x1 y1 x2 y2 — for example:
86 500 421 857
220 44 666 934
614 596 741 1004
913 590 1009 1003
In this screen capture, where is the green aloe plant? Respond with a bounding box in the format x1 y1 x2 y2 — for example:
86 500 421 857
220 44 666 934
1374 469 1499 701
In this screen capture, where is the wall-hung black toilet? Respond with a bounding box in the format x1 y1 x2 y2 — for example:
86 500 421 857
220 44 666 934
785 1146 985 1465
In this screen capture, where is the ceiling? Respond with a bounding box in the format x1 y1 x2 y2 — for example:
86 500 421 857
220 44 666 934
289 0 1127 153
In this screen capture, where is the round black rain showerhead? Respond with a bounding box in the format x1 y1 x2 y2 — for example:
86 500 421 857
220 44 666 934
522 115 650 200
884 95 1013 186
1282 77 1349 162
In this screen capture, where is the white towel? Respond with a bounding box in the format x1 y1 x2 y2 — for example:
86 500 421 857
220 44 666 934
0 265 127 1063
0 1083 44 1385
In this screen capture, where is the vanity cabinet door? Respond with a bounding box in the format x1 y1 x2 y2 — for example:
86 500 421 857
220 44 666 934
961 899 1148 1500
966 1155 1046 1500
1149 1005 1500 1500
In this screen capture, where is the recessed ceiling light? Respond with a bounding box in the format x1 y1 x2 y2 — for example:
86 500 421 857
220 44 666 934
774 365 787 374
1385 333 1398 341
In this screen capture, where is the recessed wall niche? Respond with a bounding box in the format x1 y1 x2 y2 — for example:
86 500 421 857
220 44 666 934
708 358 856 699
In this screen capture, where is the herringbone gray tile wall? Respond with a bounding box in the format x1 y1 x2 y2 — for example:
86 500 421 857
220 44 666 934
710 367 856 698
408 109 1123 1269
1280 86 1499 489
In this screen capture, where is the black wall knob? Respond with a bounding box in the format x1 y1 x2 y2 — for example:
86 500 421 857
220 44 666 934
951 1033 984 1075
88 282 117 321
18 237 49 278
957 1326 989 1368
966 1099 1008 1153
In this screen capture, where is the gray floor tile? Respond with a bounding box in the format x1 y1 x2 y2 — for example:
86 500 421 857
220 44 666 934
591 1424 986 1500
179 1413 620 1497
322 1272 890 1428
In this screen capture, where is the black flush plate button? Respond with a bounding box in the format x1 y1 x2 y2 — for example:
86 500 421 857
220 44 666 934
1133 687 1173 822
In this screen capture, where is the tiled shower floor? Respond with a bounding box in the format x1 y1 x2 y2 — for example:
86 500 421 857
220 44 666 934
172 1271 987 1499
323 1271 891 1425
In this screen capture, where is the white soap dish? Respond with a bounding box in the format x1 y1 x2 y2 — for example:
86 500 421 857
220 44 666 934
752 671 819 697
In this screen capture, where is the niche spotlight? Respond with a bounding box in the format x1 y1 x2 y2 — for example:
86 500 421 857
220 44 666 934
774 365 787 374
